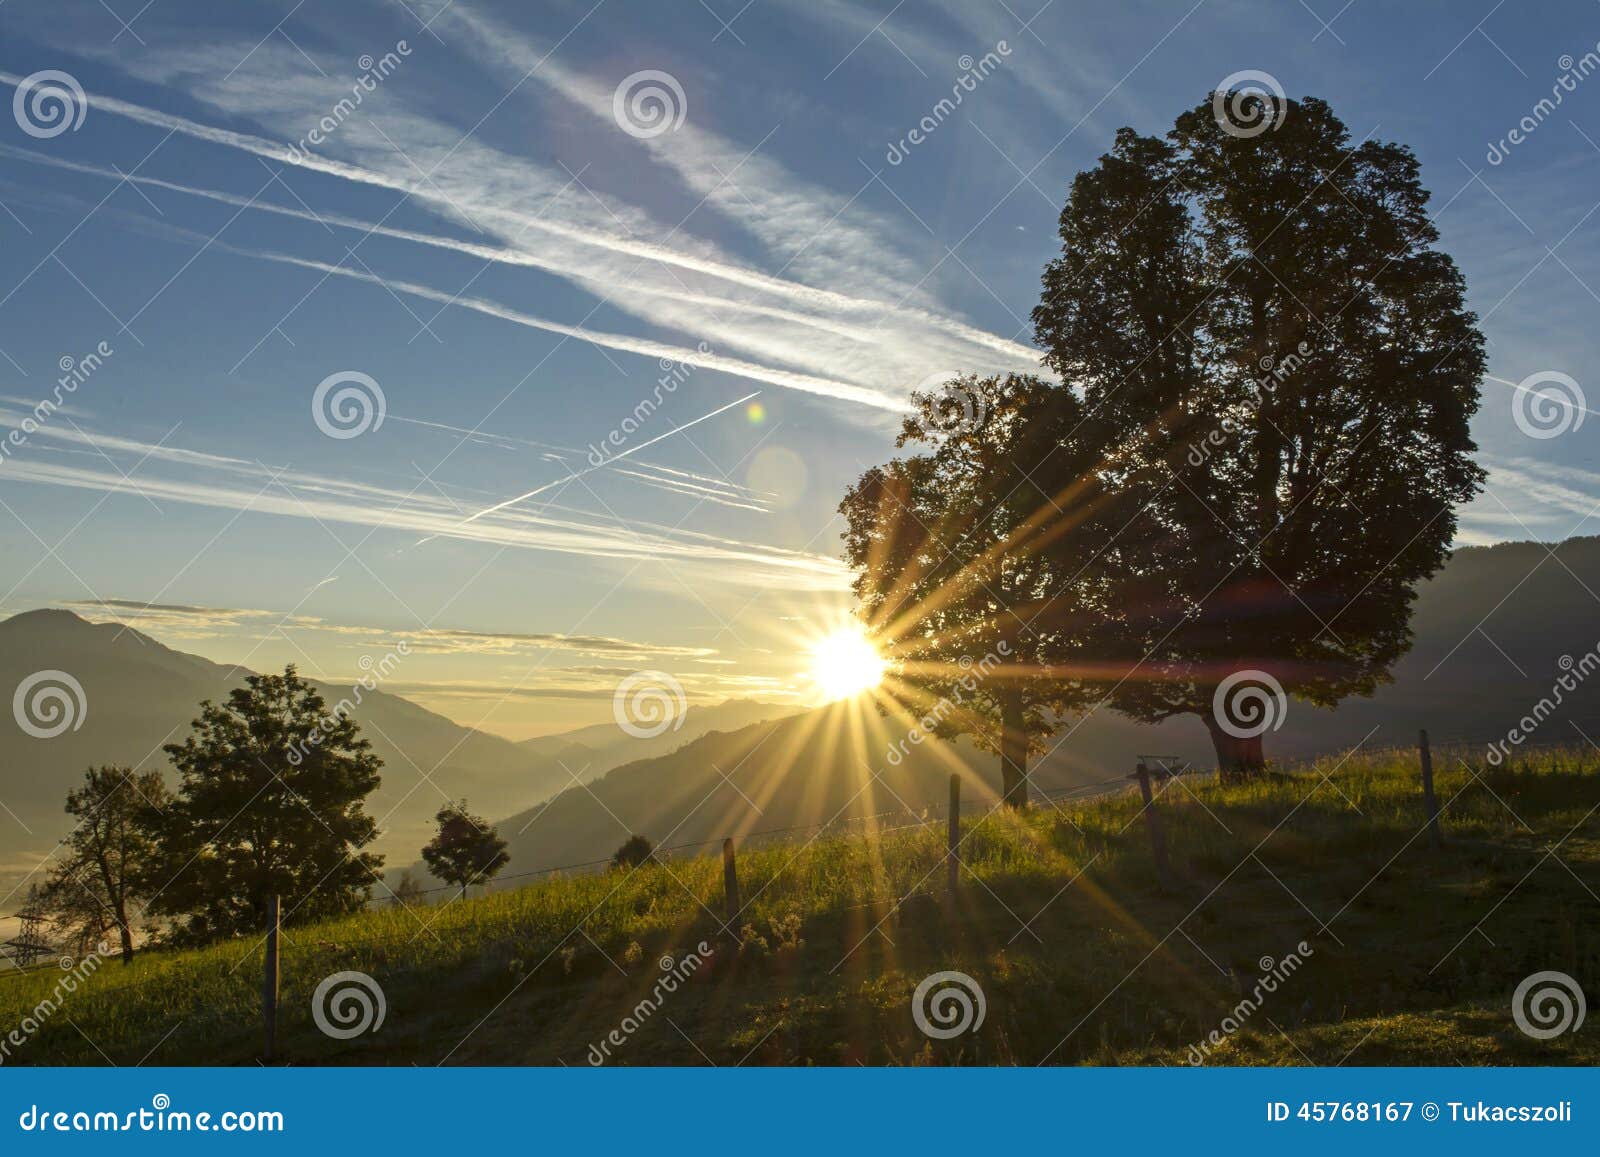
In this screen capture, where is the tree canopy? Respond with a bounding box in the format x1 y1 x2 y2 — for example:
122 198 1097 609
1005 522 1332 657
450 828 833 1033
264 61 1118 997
149 666 384 941
1028 92 1484 775
844 92 1484 791
421 800 509 899
839 374 1122 805
41 765 169 962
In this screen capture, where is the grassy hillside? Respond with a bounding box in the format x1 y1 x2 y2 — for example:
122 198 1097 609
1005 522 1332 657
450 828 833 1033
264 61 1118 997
466 537 1600 878
4 743 1598 1066
488 697 1065 877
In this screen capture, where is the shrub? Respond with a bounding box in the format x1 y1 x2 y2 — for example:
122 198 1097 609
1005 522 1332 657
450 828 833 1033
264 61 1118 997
611 834 656 869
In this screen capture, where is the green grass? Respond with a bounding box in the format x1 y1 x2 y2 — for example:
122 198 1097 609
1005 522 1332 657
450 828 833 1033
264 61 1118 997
3 745 1598 1066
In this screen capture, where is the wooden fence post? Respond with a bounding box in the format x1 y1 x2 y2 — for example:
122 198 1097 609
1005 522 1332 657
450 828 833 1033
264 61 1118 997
1419 729 1442 848
1135 761 1174 890
722 838 740 933
947 774 961 895
261 895 280 1061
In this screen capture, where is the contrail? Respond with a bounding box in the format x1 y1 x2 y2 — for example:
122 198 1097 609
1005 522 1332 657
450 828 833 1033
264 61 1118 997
457 390 763 527
0 72 1041 364
382 412 771 511
1486 374 1598 421
0 145 891 349
230 245 908 410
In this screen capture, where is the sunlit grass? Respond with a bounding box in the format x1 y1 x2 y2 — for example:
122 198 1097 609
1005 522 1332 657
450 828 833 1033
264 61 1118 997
4 744 1597 1065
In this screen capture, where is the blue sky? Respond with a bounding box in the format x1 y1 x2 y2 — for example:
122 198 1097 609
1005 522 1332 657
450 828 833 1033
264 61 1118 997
0 0 1596 736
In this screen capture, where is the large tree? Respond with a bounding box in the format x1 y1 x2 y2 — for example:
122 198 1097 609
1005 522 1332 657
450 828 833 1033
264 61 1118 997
150 666 384 941
41 766 170 963
839 374 1115 806
1031 92 1485 776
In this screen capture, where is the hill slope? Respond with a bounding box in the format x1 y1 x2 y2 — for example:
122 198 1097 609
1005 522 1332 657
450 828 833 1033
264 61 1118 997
6 536 1599 896
0 610 574 891
517 699 806 777
5 747 1595 1065
488 536 1600 873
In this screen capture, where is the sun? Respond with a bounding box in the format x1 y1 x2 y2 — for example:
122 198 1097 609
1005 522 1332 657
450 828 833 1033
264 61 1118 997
807 626 886 701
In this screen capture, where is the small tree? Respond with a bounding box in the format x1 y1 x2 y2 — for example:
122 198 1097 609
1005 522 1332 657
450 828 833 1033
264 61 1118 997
42 766 169 963
421 801 509 899
389 869 426 908
611 834 656 869
149 666 384 941
839 374 1115 806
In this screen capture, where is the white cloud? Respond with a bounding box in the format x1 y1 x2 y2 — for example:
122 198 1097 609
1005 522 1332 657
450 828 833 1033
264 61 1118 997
0 412 852 592
0 45 1043 415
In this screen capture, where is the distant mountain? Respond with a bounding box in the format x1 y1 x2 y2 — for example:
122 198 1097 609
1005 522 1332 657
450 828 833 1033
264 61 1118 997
0 610 573 896
1242 535 1600 757
8 536 1600 902
489 697 1126 876
486 537 1600 875
518 699 806 776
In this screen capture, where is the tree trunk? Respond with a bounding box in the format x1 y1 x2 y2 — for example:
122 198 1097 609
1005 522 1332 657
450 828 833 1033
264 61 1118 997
93 851 135 964
88 822 135 963
999 690 1030 809
1204 714 1266 782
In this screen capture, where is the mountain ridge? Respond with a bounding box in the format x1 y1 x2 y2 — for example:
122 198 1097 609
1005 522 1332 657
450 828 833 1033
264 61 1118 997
4 535 1598 897
478 535 1600 876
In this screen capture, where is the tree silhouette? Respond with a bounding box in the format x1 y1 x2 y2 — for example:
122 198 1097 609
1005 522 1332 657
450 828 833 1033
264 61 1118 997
422 801 509 899
611 834 656 869
839 374 1112 806
149 667 384 941
1032 93 1485 776
42 766 170 963
390 869 426 908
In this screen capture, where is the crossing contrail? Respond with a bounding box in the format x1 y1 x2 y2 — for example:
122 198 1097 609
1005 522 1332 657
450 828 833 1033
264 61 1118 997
456 390 763 527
